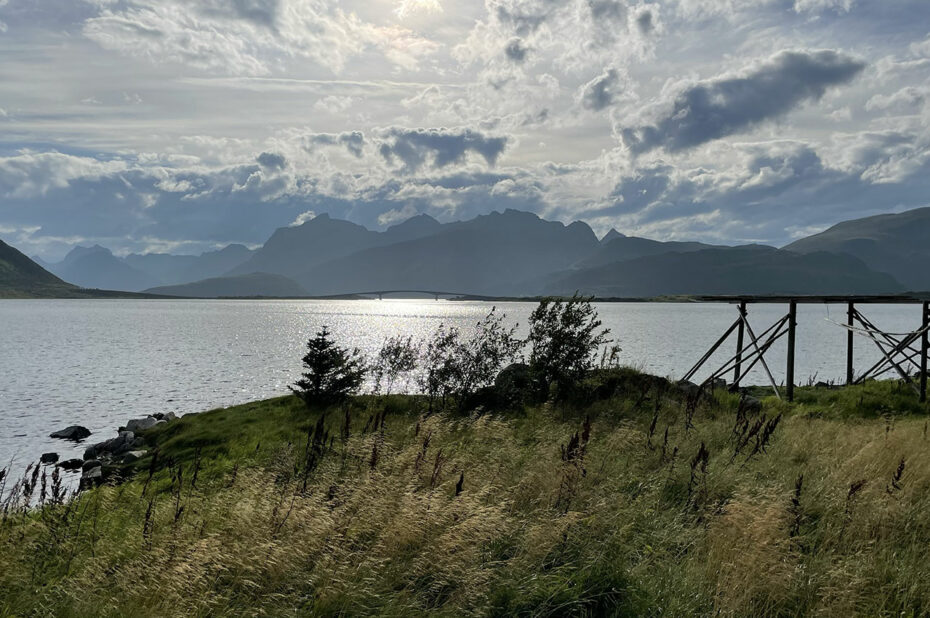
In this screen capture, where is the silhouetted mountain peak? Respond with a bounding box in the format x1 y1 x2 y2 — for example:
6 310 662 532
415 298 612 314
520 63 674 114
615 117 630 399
601 228 625 244
62 244 112 264
387 213 440 231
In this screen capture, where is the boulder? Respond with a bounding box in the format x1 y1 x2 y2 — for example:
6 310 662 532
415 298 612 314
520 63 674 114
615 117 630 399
40 452 59 464
79 465 103 490
125 417 160 432
675 380 703 399
742 395 763 414
84 431 136 460
82 459 102 472
152 412 178 422
56 458 84 471
49 425 92 441
120 450 148 464
492 363 540 407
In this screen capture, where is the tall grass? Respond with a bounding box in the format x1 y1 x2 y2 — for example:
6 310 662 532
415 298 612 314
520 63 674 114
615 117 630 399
1 376 929 616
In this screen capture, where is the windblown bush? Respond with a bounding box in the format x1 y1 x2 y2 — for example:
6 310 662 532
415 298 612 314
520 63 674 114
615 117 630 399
527 295 611 397
373 335 419 395
419 308 522 411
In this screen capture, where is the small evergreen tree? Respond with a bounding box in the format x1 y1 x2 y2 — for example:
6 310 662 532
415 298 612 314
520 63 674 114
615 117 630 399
291 326 367 406
527 295 611 396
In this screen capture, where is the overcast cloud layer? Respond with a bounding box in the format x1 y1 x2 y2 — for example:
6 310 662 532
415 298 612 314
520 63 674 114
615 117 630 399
2 0 930 258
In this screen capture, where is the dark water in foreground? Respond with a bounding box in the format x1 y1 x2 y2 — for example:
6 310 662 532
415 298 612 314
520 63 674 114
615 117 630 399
1 299 924 475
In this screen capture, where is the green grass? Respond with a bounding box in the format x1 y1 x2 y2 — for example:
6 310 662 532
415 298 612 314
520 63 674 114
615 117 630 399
2 371 930 617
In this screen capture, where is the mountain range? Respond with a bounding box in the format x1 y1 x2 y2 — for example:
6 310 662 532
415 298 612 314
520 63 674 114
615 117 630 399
3 207 928 299
0 240 163 299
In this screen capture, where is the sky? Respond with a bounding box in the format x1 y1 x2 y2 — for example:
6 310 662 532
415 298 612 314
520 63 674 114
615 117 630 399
1 0 930 259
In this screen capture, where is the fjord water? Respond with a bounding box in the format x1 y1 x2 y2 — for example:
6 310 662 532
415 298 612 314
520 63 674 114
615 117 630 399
0 299 924 472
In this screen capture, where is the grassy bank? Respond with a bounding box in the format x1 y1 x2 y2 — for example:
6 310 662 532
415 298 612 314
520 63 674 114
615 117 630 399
1 373 929 616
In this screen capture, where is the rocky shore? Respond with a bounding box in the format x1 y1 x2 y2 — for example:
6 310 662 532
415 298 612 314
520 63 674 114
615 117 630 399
48 412 179 489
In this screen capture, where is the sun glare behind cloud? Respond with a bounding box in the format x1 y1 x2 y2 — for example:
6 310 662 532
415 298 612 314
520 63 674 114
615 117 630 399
394 0 443 20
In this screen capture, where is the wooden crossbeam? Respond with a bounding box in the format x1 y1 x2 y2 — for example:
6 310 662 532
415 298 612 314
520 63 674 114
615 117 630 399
701 315 787 383
739 313 782 399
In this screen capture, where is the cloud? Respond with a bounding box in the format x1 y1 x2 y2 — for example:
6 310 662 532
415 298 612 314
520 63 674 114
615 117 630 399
634 10 652 34
394 0 443 20
304 132 366 157
865 86 928 113
377 203 418 226
82 0 439 76
377 128 509 173
504 37 529 63
313 95 355 113
621 50 866 154
290 210 316 226
257 152 287 170
578 67 624 111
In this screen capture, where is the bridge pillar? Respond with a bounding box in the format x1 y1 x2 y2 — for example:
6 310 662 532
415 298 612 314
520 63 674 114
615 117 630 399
786 300 797 402
733 301 746 387
846 301 855 385
921 301 928 403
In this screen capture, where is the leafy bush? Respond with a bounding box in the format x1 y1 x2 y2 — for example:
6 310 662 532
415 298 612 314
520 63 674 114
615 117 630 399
419 308 523 411
527 295 611 397
372 335 419 395
291 326 367 407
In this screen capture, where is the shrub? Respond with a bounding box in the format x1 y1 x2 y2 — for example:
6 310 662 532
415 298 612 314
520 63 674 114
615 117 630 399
527 295 611 397
372 335 419 395
419 308 523 411
291 326 367 407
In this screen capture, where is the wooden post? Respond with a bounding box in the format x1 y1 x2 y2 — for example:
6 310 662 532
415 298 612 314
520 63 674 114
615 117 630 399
787 300 797 402
921 301 928 403
846 301 855 385
733 300 747 387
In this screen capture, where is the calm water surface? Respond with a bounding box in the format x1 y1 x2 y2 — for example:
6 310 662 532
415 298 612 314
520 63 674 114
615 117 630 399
1 299 925 476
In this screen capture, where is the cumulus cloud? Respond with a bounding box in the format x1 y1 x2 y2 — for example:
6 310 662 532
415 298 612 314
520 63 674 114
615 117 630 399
257 152 287 170
304 132 366 157
377 128 509 173
504 38 529 62
621 50 866 154
865 86 929 113
578 67 625 111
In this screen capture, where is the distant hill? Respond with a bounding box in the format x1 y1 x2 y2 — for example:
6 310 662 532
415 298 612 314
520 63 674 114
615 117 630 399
46 245 161 292
125 244 254 286
544 247 904 297
296 209 599 296
579 236 727 269
784 207 930 291
1 239 169 298
0 239 79 297
144 273 308 298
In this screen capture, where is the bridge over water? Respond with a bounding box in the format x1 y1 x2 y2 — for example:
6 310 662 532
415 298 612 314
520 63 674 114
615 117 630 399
350 290 475 301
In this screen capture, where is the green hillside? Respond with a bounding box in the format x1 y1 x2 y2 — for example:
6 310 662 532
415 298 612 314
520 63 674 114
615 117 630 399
0 238 80 298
